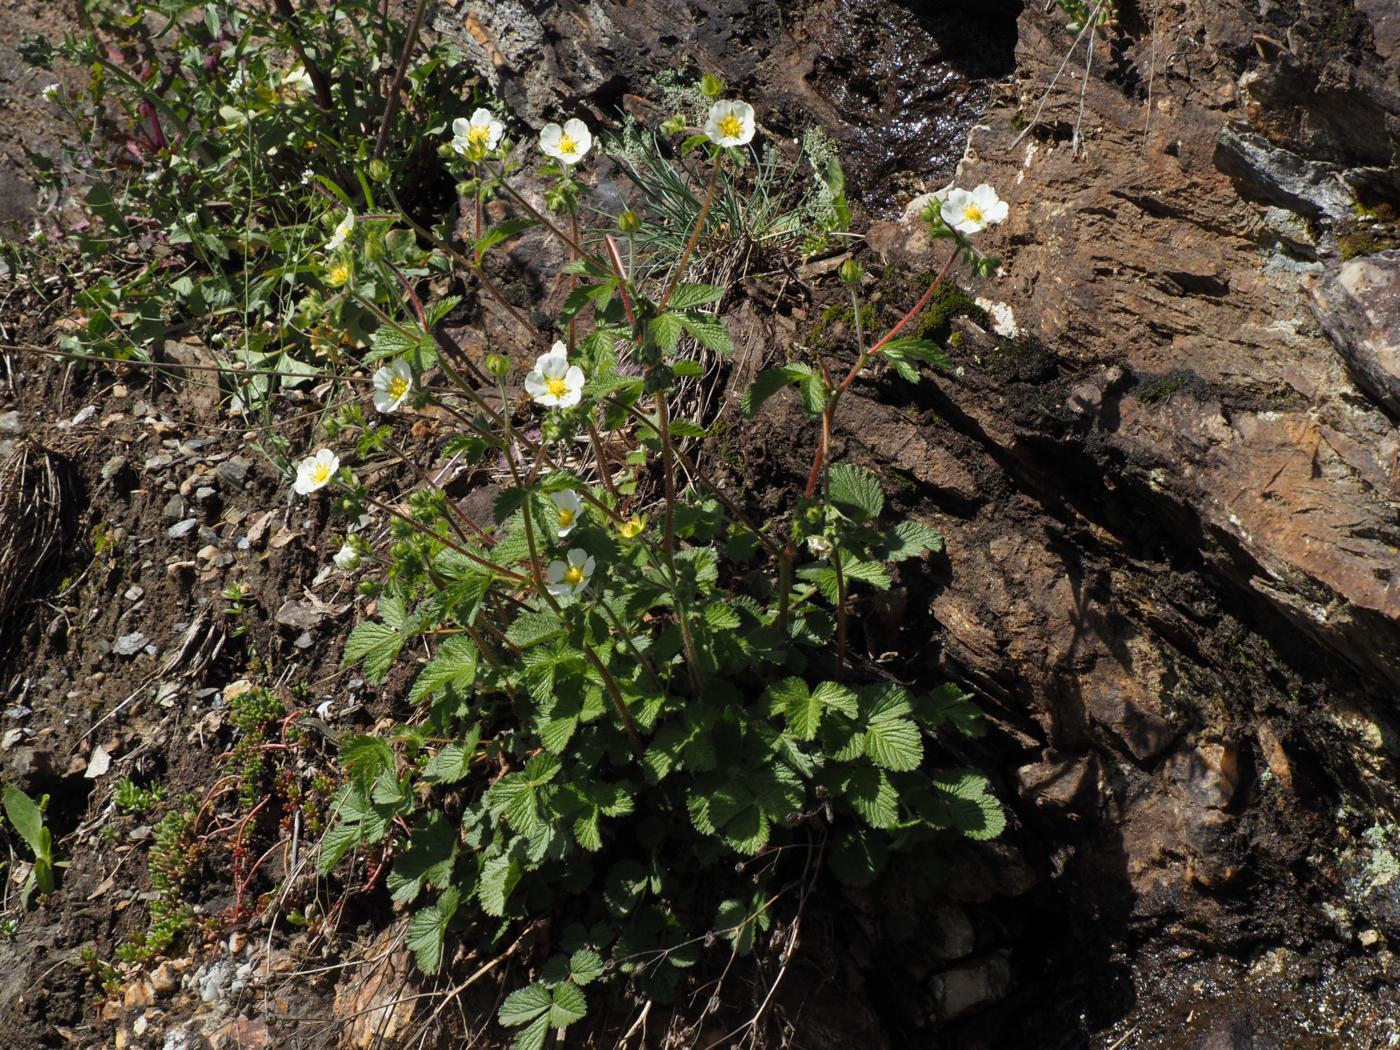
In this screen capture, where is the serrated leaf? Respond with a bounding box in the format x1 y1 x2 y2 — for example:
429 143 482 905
487 776 542 835
507 610 565 649
422 725 481 784
569 949 604 985
864 717 923 771
409 636 479 703
405 887 459 974
343 620 405 683
548 982 588 1027
927 770 1005 840
827 464 884 522
649 312 683 352
715 898 757 956
679 312 733 353
479 852 523 917
474 217 537 259
916 683 984 737
840 764 898 827
666 284 725 309
882 519 944 562
387 812 457 905
499 983 552 1027
340 734 396 783
316 821 362 875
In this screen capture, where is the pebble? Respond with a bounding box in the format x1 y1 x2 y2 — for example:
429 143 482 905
0 411 22 434
100 455 129 481
162 495 186 521
216 456 252 488
145 453 174 471
113 632 149 657
125 586 145 601
168 518 198 539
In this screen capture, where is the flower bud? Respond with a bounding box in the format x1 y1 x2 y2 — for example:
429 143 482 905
617 209 641 235
699 73 724 99
368 158 390 183
484 353 511 378
660 114 687 137
838 258 864 285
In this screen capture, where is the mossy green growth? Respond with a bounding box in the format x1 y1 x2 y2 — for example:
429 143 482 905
913 280 984 344
805 299 879 354
1339 229 1399 261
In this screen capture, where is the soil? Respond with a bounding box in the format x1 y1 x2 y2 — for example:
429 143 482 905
4 1 1400 1049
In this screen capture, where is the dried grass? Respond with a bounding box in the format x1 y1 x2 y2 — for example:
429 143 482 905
0 440 75 638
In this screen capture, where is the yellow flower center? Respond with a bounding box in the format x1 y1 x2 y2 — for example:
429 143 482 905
619 516 644 538
557 507 576 528
387 376 409 400
312 464 332 484
558 133 578 156
546 376 570 398
718 114 744 140
963 203 984 224
468 124 491 147
328 262 350 286
563 565 585 587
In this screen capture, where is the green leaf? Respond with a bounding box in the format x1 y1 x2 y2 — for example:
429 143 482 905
649 312 684 352
507 610 565 649
740 365 823 417
316 822 362 876
548 981 588 1027
666 284 725 309
513 1017 550 1050
927 771 1005 840
405 887 460 974
864 717 923 772
839 764 898 827
765 678 857 740
569 948 605 985
340 734 397 783
827 464 884 522
715 898 757 956
882 337 952 370
916 683 984 737
388 813 458 905
499 982 553 1027
881 520 944 562
2 786 44 855
409 636 478 703
479 852 523 917
423 725 482 784
679 312 733 354
474 217 537 259
343 620 405 684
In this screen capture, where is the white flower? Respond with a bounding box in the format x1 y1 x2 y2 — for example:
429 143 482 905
545 548 595 599
539 118 592 165
523 342 585 408
940 184 1008 235
451 107 504 158
42 84 61 103
372 359 413 414
550 490 584 537
704 100 756 147
326 209 354 250
293 448 340 495
333 542 360 571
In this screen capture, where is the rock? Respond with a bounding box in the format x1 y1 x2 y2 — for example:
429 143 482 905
1212 123 1354 223
167 518 198 539
100 454 130 482
216 456 251 488
162 494 185 521
0 411 22 434
112 632 149 657
1017 750 1098 823
929 904 976 962
150 961 180 995
928 950 1012 1020
1304 250 1400 417
275 599 324 633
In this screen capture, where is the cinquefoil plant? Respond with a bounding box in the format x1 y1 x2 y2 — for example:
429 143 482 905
304 83 1010 1048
